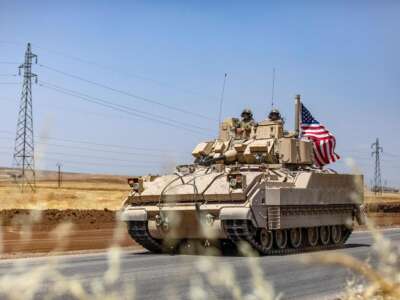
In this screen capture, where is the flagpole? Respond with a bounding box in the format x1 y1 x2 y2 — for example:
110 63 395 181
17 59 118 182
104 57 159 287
295 94 301 137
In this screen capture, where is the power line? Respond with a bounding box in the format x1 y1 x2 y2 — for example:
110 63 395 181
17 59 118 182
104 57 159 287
38 64 215 121
0 145 175 164
0 129 182 153
1 40 219 102
0 95 204 138
39 81 208 134
0 151 160 169
39 80 209 132
383 151 400 158
0 136 185 159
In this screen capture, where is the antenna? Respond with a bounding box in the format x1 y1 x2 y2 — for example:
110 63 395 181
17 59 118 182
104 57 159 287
271 68 275 108
218 73 228 128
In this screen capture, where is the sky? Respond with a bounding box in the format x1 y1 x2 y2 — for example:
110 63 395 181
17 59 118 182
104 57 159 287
0 1 399 187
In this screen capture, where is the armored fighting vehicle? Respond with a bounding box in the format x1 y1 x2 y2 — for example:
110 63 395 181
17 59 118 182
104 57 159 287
121 95 364 255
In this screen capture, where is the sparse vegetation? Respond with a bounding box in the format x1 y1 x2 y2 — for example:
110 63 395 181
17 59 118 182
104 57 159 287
1 208 400 299
0 171 399 298
0 180 129 210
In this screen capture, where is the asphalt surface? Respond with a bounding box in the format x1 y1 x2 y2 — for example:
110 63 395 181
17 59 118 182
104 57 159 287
1 228 400 300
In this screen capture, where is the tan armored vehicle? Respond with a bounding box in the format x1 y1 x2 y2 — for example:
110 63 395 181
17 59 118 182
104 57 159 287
121 96 364 255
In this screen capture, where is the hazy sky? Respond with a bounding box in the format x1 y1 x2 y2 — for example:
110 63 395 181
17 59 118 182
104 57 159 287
0 1 399 187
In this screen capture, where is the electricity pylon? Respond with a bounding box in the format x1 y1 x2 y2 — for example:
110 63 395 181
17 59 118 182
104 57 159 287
13 43 37 192
371 138 383 195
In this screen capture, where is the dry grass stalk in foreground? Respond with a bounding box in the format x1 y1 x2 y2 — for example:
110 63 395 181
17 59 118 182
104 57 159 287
303 219 400 300
4 204 399 299
192 242 277 300
0 213 136 299
0 210 279 299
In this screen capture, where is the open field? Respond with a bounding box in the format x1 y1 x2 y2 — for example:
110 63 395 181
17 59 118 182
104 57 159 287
0 167 400 259
364 191 400 203
0 173 400 299
1 185 399 211
0 166 130 210
0 181 129 210
0 169 136 257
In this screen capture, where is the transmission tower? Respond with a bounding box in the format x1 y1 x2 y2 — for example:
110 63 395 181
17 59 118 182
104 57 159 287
371 137 383 195
13 43 38 192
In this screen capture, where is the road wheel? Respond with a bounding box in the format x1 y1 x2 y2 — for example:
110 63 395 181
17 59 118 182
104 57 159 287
320 226 330 245
307 227 319 247
341 225 353 243
289 228 302 248
275 229 288 249
331 225 342 244
258 228 273 252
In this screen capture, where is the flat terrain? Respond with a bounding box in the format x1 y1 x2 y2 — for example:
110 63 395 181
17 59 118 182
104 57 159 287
0 229 399 299
0 169 399 298
0 167 398 210
0 180 129 210
365 191 400 203
0 169 399 257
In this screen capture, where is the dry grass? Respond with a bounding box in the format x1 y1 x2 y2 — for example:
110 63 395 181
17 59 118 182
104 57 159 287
0 207 399 299
0 181 129 210
302 218 400 300
1 181 398 211
0 173 399 298
364 192 400 203
0 212 278 300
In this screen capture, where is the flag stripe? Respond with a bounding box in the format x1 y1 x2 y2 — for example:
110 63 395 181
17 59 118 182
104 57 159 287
300 103 339 167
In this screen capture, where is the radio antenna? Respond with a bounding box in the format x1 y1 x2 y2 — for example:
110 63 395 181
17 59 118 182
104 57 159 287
271 67 276 108
218 73 228 127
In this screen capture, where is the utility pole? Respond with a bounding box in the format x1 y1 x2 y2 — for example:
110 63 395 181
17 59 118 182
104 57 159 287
57 163 62 188
371 138 383 195
13 43 37 192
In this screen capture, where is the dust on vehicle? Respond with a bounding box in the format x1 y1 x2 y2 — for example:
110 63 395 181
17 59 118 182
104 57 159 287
120 95 364 255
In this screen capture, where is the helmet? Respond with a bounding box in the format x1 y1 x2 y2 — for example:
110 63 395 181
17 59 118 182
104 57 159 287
241 108 253 119
268 108 281 121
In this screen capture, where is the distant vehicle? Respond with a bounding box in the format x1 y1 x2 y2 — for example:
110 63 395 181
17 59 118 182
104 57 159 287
121 96 364 255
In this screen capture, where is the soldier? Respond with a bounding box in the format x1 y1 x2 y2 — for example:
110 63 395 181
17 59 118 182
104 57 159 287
268 108 282 122
236 108 257 139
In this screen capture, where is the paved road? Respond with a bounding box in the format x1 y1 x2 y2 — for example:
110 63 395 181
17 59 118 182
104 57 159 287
1 229 399 299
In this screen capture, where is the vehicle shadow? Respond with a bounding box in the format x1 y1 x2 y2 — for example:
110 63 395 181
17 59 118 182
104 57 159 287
130 243 370 257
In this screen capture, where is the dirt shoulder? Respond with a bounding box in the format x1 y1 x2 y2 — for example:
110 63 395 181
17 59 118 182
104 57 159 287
1 208 400 259
0 180 399 259
0 209 139 259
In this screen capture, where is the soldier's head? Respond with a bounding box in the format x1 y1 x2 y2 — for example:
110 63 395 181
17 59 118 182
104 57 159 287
241 108 253 122
268 108 281 121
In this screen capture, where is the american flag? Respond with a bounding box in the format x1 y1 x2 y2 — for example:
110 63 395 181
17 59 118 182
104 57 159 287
301 103 340 167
